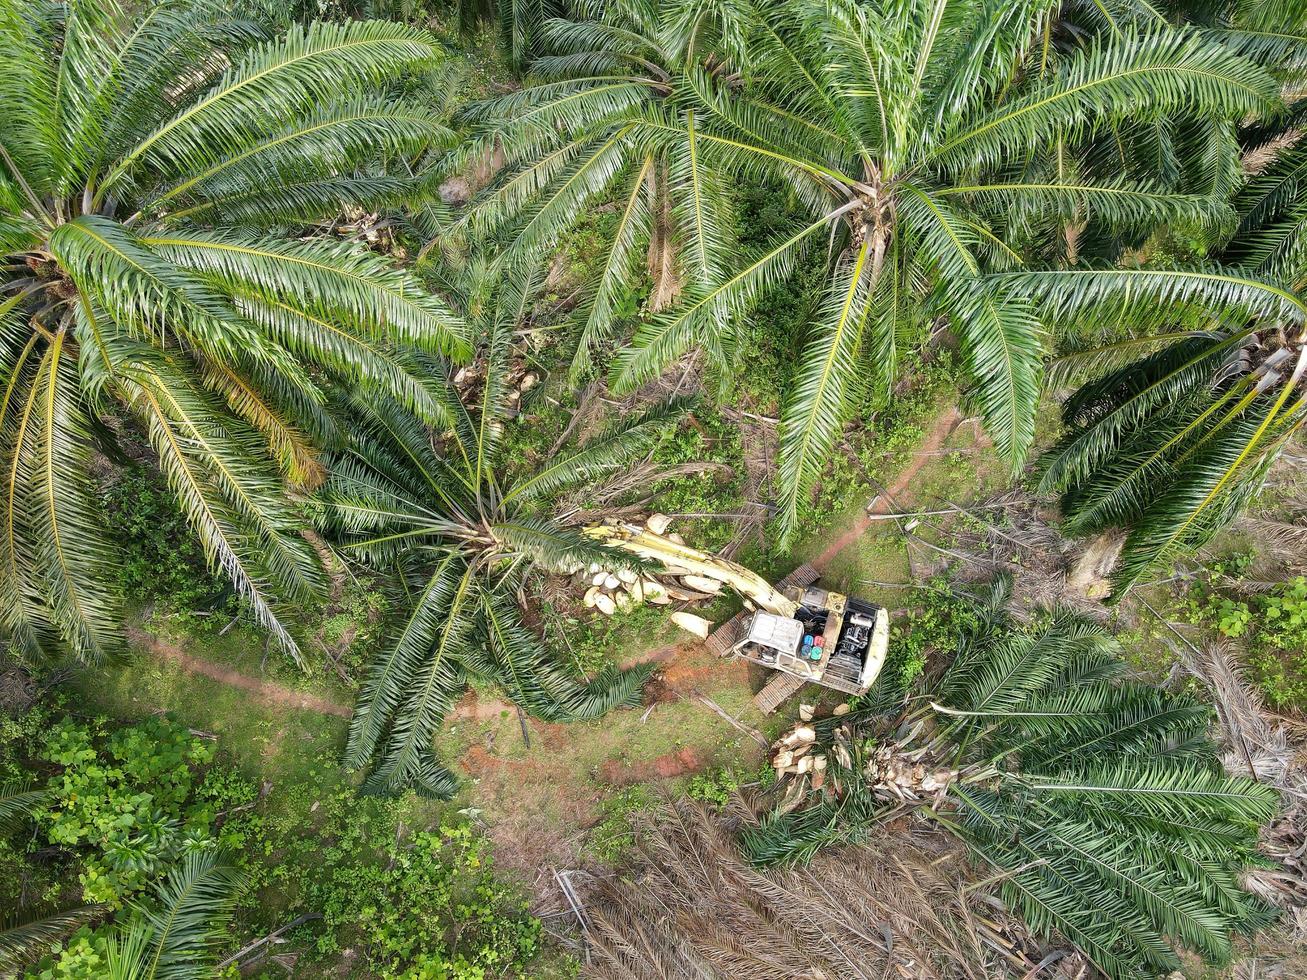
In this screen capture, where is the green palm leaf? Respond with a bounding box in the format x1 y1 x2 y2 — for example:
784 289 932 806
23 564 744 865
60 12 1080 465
935 30 1278 169
134 850 244 980
97 19 438 200
749 587 1280 976
1 4 462 663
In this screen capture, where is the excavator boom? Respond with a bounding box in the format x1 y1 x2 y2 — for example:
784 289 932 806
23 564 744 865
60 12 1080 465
585 523 798 617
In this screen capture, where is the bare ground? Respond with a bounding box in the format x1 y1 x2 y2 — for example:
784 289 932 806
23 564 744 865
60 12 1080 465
811 404 966 570
125 626 352 718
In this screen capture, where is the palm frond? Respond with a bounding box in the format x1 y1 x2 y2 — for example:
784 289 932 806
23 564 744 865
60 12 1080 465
0 780 49 834
145 232 471 361
345 554 465 772
936 30 1278 170
133 849 244 980
611 210 831 392
950 287 1043 469
776 237 877 537
503 396 687 505
0 904 104 975
97 18 438 200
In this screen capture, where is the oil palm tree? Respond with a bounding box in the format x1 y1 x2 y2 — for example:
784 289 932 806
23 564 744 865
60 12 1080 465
323 281 675 798
463 0 1277 538
0 2 468 662
1034 108 1307 596
743 580 1280 978
453 0 735 383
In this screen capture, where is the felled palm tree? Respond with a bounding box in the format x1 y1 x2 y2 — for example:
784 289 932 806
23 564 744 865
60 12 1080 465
464 0 1275 537
743 580 1280 978
1035 107 1307 596
323 284 676 797
0 2 467 661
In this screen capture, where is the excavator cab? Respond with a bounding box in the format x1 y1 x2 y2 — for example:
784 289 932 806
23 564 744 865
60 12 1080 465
731 585 889 696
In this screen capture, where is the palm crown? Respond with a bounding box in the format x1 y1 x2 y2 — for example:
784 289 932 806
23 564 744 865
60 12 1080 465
1037 98 1307 596
0 2 468 662
744 579 1280 978
463 0 1278 538
324 282 679 797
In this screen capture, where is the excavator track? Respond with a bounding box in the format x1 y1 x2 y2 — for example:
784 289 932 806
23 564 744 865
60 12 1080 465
753 670 807 715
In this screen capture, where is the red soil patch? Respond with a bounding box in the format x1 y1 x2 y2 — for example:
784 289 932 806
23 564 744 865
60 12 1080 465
127 626 351 718
659 652 748 691
597 746 706 786
623 642 684 668
810 405 968 570
451 688 515 721
623 642 749 700
641 673 680 705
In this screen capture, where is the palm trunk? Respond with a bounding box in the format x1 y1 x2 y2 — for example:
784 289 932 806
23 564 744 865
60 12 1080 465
645 160 681 312
1067 529 1126 598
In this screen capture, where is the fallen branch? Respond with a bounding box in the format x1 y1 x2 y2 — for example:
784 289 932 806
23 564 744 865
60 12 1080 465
215 913 322 969
696 695 770 751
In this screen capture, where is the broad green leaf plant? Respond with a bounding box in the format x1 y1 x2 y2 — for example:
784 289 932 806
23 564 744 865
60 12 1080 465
462 0 1278 538
0 1 468 662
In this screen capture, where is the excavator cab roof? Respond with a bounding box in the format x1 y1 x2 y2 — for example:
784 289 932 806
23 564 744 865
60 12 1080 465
745 613 805 656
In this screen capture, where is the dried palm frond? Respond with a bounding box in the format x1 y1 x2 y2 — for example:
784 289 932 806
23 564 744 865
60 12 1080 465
909 489 1100 617
1235 514 1307 572
1164 633 1307 917
579 796 1049 980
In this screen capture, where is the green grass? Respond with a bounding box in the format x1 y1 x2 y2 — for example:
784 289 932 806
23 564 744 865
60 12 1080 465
70 644 345 781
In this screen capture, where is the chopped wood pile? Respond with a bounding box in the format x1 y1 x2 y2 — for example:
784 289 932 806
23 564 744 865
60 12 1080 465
565 514 723 624
770 711 959 816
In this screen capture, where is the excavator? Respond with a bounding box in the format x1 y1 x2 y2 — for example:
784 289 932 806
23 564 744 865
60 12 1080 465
586 522 891 714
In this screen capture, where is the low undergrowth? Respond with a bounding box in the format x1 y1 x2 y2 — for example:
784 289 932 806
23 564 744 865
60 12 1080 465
1184 565 1307 710
0 697 552 978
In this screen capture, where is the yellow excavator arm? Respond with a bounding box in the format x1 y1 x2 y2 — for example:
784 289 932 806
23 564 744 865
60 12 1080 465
584 523 797 616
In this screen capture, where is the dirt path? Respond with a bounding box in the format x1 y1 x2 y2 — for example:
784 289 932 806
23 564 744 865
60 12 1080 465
810 405 967 571
125 626 352 718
